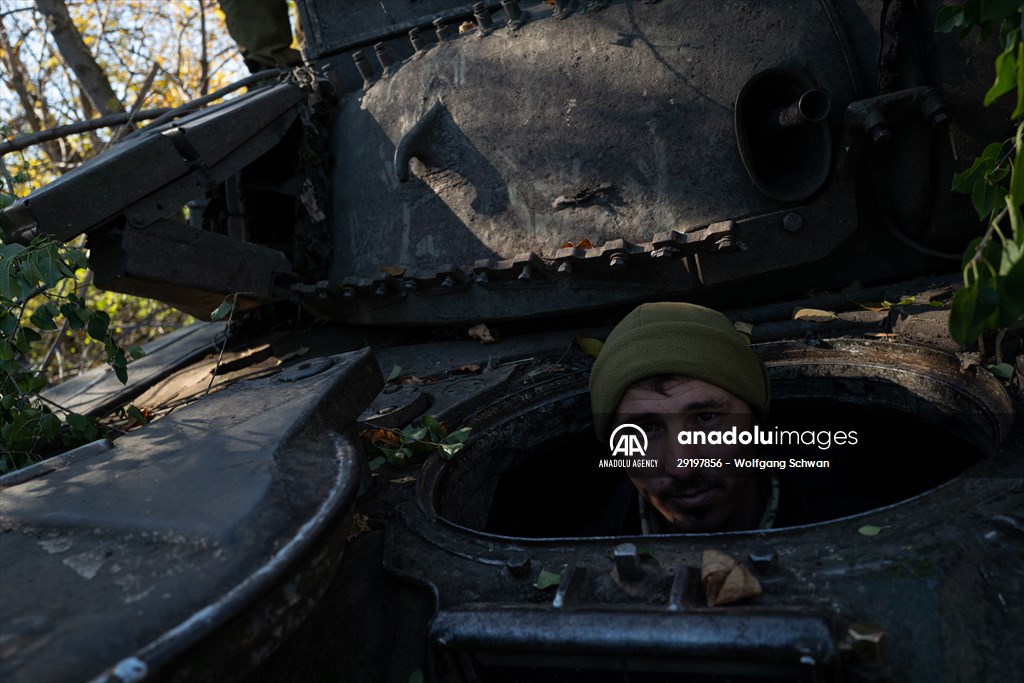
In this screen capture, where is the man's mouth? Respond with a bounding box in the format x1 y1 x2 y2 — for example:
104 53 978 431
666 484 720 509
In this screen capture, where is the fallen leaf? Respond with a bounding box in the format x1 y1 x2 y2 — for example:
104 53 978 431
458 20 476 32
347 512 371 541
733 321 754 335
469 323 498 344
857 302 887 312
380 266 405 277
386 365 402 382
793 308 839 322
390 476 417 484
858 524 887 536
398 375 425 385
701 549 762 606
451 363 483 375
278 345 310 362
577 238 593 249
987 363 1014 379
534 569 561 589
369 428 402 449
956 352 982 373
576 332 604 358
560 241 575 249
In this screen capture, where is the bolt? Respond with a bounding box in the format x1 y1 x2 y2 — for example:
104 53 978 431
782 212 803 232
506 552 531 577
748 547 777 572
502 0 525 26
557 262 573 275
403 279 417 290
518 264 532 281
409 27 428 53
652 246 679 259
374 42 395 70
475 271 489 285
441 275 457 288
716 235 736 252
609 253 628 270
848 622 886 667
352 52 375 88
473 2 494 32
342 288 356 299
613 542 644 581
375 283 387 296
434 629 453 646
434 18 451 41
869 123 891 145
929 109 949 129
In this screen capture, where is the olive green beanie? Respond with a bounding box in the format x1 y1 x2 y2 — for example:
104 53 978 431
589 302 770 438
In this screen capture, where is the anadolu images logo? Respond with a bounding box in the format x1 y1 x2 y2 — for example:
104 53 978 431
609 424 648 457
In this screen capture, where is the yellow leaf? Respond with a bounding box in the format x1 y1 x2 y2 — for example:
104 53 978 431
792 308 838 322
575 332 604 358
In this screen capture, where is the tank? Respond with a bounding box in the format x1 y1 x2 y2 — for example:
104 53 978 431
1 1 1021 682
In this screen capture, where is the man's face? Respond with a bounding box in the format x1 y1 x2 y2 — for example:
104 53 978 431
613 377 763 533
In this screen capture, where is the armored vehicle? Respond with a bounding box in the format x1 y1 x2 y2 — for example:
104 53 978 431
2 1 1022 682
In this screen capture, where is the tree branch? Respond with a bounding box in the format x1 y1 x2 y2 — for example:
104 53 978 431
0 109 172 155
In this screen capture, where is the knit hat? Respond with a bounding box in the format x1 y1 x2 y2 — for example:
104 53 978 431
589 302 770 438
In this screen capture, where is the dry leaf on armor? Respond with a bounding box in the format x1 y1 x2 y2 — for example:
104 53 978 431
575 332 604 359
469 323 498 344
398 375 426 385
792 308 838 322
957 351 982 373
452 364 483 375
458 20 476 33
347 513 371 541
380 266 405 277
701 549 762 607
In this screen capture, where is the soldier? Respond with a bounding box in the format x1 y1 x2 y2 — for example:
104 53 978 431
218 0 303 72
589 302 775 533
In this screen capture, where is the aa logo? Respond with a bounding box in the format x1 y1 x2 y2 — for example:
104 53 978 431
609 424 648 457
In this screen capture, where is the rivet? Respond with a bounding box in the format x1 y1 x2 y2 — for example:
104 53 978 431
748 547 777 571
613 542 644 581
403 280 417 291
502 0 527 27
609 253 628 270
518 264 532 281
506 552 531 577
848 622 886 667
409 27 428 53
374 42 395 70
342 288 356 299
716 235 736 252
651 246 678 259
352 52 375 88
441 275 457 288
375 283 387 297
929 109 949 129
557 262 573 275
473 2 494 32
782 212 803 232
475 271 489 285
869 123 891 145
434 18 451 41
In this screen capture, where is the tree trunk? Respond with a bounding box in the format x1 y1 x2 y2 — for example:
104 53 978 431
35 0 125 116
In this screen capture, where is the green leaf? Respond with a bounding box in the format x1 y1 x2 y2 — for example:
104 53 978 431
935 4 965 32
65 412 91 432
972 178 1008 221
386 365 402 382
0 340 13 361
29 302 58 331
445 427 472 444
987 362 1015 379
858 524 886 537
126 405 148 425
64 247 89 270
534 569 561 589
1015 42 1024 119
87 310 110 341
368 455 386 471
984 43 1019 106
953 142 1001 194
409 670 424 683
949 276 1000 345
39 411 61 440
127 345 146 360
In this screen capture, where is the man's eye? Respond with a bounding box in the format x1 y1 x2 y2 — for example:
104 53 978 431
637 422 662 434
695 412 718 424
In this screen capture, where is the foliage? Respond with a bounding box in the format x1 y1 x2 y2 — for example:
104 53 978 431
0 235 148 471
936 1 1024 345
361 416 472 468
